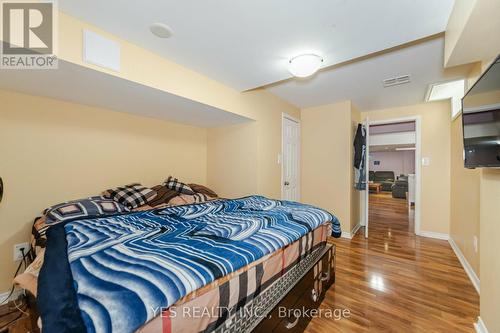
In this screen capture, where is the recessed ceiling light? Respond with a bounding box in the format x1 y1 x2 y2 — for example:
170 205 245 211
150 23 173 38
288 54 323 78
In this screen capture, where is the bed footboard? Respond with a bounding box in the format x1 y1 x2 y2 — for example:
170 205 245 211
214 244 336 333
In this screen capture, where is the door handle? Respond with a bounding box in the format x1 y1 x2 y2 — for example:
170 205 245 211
284 181 290 186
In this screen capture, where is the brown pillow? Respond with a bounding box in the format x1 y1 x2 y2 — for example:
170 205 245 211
189 184 218 198
148 185 179 207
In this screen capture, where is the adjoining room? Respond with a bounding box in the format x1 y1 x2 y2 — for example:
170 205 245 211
368 121 417 233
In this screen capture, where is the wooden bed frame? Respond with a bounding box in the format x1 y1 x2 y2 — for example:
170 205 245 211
217 243 336 333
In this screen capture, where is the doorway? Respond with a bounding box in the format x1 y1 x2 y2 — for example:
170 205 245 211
282 113 300 201
363 116 421 238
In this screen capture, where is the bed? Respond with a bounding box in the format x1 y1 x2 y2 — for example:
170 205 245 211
32 195 340 333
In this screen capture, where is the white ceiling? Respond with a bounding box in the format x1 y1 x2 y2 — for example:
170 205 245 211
58 0 456 91
268 37 471 110
0 60 251 127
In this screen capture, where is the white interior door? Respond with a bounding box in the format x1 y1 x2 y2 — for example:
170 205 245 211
282 116 300 201
364 117 370 238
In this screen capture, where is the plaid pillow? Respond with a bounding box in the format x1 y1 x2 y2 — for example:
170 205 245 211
44 196 130 225
193 193 211 203
164 176 195 195
103 183 157 209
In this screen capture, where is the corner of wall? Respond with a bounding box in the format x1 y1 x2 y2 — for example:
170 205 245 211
444 0 476 67
300 100 354 233
479 168 500 333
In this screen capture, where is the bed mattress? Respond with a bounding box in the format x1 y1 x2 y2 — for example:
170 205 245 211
37 196 340 333
137 224 331 333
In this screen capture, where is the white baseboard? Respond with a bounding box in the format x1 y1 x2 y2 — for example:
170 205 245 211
418 230 449 240
474 317 489 333
341 223 361 240
351 223 361 237
0 288 24 305
449 237 480 294
341 231 353 239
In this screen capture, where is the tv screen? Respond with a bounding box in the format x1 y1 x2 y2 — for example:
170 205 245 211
462 56 500 168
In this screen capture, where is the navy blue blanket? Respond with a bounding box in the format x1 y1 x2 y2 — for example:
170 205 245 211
38 196 340 333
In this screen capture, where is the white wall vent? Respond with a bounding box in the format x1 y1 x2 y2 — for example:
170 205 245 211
83 30 121 72
382 75 411 88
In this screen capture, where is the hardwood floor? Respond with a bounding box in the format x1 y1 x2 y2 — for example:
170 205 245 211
305 192 479 332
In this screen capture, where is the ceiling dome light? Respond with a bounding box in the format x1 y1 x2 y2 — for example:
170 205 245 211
288 54 323 78
150 23 173 38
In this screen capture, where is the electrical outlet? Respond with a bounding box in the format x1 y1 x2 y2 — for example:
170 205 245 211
13 242 29 261
473 236 478 253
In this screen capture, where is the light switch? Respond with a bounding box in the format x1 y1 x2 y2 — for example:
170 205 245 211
422 157 430 166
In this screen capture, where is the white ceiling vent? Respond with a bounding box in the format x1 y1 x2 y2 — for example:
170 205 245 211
382 75 411 88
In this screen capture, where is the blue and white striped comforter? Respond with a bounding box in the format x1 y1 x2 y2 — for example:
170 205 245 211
38 196 340 333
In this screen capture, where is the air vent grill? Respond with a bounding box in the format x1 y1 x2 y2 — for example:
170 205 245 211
382 75 411 88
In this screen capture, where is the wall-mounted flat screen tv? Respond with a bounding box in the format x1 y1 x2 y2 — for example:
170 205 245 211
462 56 500 168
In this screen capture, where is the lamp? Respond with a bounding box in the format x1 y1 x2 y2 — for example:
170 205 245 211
288 54 323 78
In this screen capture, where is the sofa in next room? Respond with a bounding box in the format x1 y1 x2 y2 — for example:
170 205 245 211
373 171 395 191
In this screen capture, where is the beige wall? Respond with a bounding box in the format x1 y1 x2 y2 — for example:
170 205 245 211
473 58 500 332
450 115 480 276
207 123 259 198
444 0 500 67
446 0 500 328
0 10 302 295
55 10 302 201
207 90 300 199
0 89 208 293
444 0 477 66
361 101 452 234
0 88 299 296
300 101 359 234
477 56 500 332
447 63 483 280
479 169 500 333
